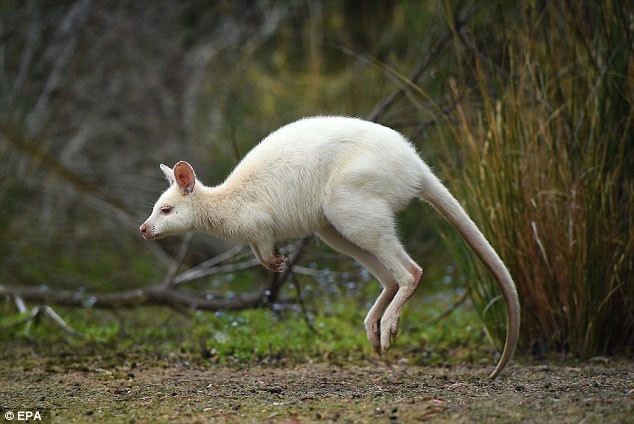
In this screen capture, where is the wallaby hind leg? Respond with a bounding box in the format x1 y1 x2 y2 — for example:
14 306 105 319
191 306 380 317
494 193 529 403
317 223 398 354
322 195 423 352
370 246 422 352
380 256 422 350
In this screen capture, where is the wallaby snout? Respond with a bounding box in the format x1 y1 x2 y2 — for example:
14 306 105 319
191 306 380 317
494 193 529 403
139 222 153 239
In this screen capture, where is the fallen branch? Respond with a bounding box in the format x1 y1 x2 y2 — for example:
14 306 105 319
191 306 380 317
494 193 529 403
0 284 268 311
0 239 315 313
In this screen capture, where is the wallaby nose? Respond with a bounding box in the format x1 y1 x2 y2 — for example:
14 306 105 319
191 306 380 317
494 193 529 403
139 223 148 235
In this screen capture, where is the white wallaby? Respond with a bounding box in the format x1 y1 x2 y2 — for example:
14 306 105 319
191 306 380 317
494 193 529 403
140 116 520 379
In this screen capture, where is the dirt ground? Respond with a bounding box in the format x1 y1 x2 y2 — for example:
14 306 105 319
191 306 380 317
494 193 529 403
1 355 632 423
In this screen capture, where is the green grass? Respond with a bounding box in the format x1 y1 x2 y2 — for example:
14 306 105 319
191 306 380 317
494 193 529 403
0 289 490 368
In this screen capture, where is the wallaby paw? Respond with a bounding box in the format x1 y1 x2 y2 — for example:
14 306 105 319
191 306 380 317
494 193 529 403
265 255 288 272
380 316 400 353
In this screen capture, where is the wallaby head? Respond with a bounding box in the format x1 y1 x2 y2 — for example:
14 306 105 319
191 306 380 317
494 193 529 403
139 161 200 240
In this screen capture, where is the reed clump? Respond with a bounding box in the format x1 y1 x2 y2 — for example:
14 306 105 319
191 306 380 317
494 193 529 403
438 1 633 356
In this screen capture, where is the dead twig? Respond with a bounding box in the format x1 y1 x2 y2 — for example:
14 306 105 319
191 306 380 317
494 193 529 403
170 244 252 286
424 288 471 326
1 297 86 340
291 273 320 335
365 16 464 123
265 237 312 306
163 232 194 287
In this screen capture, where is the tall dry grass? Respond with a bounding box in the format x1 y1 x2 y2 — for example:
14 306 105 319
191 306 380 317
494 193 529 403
436 1 633 356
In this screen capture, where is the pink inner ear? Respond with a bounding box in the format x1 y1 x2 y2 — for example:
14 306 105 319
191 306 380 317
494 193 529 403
173 162 195 194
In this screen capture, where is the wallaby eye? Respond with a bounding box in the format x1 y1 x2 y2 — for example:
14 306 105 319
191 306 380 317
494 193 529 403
160 206 173 215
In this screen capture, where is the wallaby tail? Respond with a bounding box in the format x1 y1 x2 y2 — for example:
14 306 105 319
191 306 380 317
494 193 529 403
419 173 520 379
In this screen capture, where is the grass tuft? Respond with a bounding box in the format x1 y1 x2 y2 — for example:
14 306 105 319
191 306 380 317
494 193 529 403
435 1 633 356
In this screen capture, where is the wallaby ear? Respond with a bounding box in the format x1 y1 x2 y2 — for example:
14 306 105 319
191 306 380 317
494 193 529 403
160 164 175 186
173 161 196 196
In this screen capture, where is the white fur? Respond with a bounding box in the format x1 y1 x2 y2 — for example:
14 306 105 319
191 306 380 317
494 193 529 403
140 116 520 378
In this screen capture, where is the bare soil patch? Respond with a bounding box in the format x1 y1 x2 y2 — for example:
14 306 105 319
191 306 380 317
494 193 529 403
1 355 632 423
